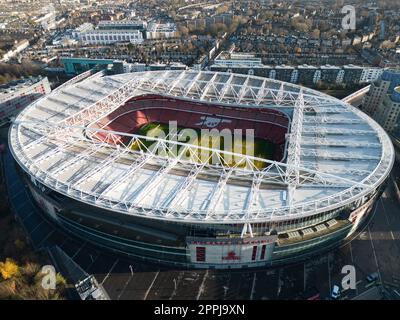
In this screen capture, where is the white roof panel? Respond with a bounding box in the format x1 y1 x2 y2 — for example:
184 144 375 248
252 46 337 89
8 70 394 224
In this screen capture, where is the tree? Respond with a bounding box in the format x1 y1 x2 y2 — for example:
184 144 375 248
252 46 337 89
178 25 189 37
311 29 320 39
381 40 395 50
216 5 229 15
291 18 310 33
0 258 20 280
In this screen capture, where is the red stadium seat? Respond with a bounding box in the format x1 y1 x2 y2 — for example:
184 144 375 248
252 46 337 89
88 94 290 161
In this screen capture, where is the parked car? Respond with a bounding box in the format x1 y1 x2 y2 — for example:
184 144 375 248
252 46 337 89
366 272 379 283
331 285 341 300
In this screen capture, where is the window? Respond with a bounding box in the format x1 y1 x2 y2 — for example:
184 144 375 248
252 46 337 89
251 246 257 261
196 246 205 262
260 245 266 260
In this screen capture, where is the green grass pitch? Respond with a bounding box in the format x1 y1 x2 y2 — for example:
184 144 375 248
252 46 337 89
129 122 275 169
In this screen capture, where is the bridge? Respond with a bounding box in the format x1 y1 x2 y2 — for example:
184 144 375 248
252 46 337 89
342 85 370 107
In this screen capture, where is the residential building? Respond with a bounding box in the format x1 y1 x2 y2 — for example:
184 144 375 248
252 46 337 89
320 65 342 84
79 29 144 45
374 86 400 133
363 69 400 115
342 65 364 85
360 67 384 83
61 57 187 76
72 23 94 40
1 40 29 62
0 76 51 125
210 52 382 86
213 52 263 68
97 20 146 31
145 22 178 39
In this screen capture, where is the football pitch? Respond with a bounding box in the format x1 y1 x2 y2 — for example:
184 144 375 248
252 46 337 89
130 122 275 169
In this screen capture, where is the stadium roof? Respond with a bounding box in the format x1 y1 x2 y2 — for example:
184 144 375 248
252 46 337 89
9 70 394 227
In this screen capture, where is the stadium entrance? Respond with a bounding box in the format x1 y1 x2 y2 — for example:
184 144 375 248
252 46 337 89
186 235 277 268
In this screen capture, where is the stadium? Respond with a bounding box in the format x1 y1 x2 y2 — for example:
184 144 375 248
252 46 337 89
9 70 394 269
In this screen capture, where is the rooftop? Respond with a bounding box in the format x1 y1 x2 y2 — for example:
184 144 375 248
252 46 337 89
9 70 394 224
0 76 44 102
215 51 262 63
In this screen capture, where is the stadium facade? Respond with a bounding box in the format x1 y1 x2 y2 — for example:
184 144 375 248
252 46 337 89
9 70 394 269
